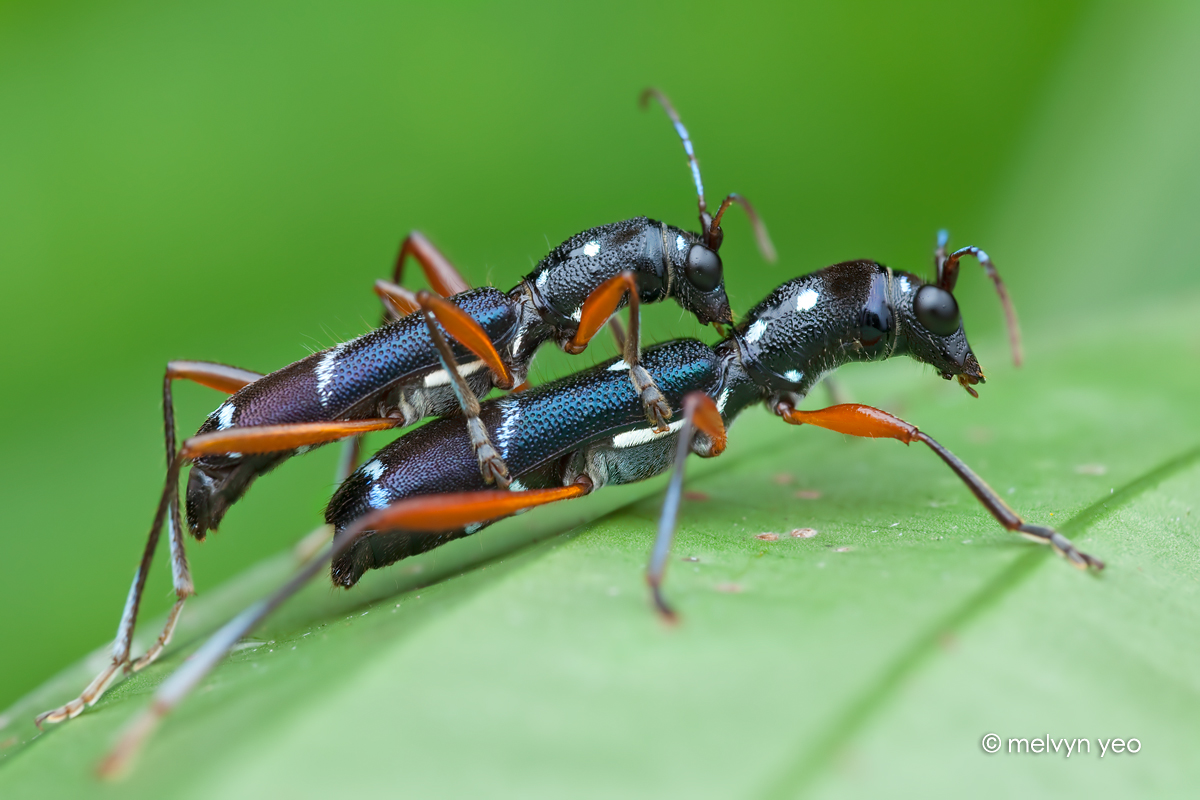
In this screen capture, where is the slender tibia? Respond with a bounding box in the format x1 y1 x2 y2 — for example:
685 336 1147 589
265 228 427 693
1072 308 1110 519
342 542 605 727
37 362 263 728
394 231 472 297
608 316 627 351
647 392 727 620
378 232 471 322
567 272 670 431
374 279 420 319
821 376 848 406
97 479 593 778
416 291 514 389
777 402 1104 570
418 292 511 487
37 415 394 727
294 435 365 562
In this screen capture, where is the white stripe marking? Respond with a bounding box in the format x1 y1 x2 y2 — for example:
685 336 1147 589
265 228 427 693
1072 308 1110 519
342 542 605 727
315 343 347 406
216 402 236 431
494 399 521 458
611 418 686 449
423 358 488 388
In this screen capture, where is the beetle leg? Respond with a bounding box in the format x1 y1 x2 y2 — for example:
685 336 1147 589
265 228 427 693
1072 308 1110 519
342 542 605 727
821 376 848 405
293 433 365 562
377 231 472 321
36 362 263 727
374 279 420 318
34 403 397 728
416 291 514 388
607 315 627 351
417 292 511 487
776 402 1104 570
97 479 593 779
567 272 671 432
647 392 727 620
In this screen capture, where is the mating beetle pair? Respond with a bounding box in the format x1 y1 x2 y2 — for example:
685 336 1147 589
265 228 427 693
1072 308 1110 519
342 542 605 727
36 89 773 729
35 92 1103 779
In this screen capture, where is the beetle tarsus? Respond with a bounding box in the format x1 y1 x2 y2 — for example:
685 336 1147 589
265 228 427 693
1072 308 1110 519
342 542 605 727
630 364 672 432
1024 524 1105 571
467 416 511 488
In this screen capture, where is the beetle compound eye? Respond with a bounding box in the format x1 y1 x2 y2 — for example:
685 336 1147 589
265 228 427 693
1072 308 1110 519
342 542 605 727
684 245 723 292
914 285 961 336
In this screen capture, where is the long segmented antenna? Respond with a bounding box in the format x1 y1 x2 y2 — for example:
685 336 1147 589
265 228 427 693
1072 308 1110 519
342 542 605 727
711 193 778 263
934 229 950 276
641 88 776 260
938 234 1024 367
640 88 708 227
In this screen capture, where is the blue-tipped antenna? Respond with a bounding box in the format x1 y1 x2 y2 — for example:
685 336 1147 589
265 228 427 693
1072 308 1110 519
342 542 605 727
640 88 708 218
640 88 777 262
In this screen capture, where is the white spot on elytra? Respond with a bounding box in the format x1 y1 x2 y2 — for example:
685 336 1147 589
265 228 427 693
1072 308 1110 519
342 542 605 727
509 478 527 492
784 369 803 383
796 289 819 311
362 459 385 480
422 359 488 388
570 306 583 322
675 234 686 252
607 359 630 371
368 485 391 510
611 418 685 449
535 271 549 291
315 343 347 407
582 241 600 257
744 318 768 344
216 402 236 431
495 398 521 458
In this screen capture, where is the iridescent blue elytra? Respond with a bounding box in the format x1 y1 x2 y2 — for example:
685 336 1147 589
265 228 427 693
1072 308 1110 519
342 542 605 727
326 340 729 585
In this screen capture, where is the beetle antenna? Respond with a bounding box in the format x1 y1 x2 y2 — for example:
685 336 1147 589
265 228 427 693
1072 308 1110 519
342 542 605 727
934 229 950 279
640 88 710 235
942 245 1023 367
710 193 778 262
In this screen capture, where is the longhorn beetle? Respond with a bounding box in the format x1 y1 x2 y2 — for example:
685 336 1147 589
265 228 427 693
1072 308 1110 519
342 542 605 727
34 90 774 728
93 233 1103 776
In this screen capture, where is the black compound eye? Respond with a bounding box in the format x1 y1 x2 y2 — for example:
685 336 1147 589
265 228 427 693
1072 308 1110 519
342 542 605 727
684 244 723 292
914 285 961 336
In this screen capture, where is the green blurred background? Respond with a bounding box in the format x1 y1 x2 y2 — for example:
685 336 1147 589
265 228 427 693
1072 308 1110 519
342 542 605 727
2 0 1198 796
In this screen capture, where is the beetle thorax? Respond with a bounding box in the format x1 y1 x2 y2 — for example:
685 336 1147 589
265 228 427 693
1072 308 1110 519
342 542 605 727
732 260 900 400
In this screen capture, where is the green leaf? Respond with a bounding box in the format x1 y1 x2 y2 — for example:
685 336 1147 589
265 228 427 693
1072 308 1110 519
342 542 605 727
3 2 1200 798
2 306 1197 797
